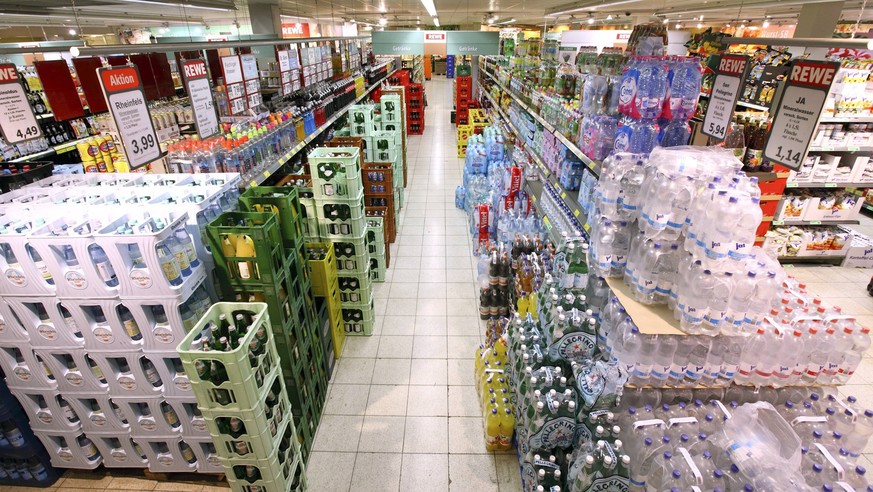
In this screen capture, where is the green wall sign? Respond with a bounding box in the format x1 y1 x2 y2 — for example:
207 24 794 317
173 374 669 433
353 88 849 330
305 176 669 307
372 31 424 55
446 31 499 55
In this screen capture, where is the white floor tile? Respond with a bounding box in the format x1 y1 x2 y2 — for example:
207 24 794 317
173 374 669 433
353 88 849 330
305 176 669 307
366 384 410 416
358 416 406 453
350 452 403 491
403 416 449 453
400 454 450 492
449 454 499 492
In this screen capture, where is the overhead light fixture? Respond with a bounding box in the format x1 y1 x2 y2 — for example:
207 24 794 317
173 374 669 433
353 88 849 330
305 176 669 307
364 25 373 30
675 23 681 28
433 17 440 26
495 18 515 24
606 14 613 20
546 0 643 17
416 26 421 30
70 46 80 56
120 0 232 11
697 22 703 28
378 15 388 26
740 23 745 28
725 23 731 27
487 18 494 24
68 28 77 35
762 19 770 27
420 0 437 18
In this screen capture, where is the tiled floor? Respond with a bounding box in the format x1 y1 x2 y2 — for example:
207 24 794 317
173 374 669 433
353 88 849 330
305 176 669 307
42 76 873 492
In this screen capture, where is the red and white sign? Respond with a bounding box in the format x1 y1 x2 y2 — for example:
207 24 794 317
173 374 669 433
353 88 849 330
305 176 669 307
616 33 630 40
281 23 310 38
220 55 247 115
717 54 748 76
788 61 838 88
0 63 42 144
425 33 445 41
98 65 161 169
181 60 219 138
702 54 750 140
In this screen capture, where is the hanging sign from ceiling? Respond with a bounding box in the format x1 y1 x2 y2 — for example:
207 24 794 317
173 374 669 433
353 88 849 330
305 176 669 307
763 60 840 170
181 59 219 139
372 31 425 55
0 63 42 144
446 31 499 55
98 65 161 170
701 54 750 141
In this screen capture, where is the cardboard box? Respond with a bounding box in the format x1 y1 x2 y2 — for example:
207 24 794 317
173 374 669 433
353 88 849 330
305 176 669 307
842 233 873 268
802 191 863 221
775 193 812 221
795 225 853 257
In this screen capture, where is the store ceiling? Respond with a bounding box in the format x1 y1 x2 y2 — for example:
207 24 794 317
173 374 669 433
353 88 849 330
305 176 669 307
0 0 870 34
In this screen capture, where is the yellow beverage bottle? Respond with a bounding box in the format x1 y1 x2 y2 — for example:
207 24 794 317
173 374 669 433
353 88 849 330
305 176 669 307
529 292 539 320
484 408 501 451
473 344 488 385
234 234 258 280
497 405 515 450
517 292 529 317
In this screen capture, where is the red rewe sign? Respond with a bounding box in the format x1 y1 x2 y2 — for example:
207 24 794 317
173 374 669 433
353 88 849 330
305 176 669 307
425 33 445 41
789 61 838 88
717 54 748 76
281 23 310 38
100 66 140 93
0 64 19 83
182 60 208 80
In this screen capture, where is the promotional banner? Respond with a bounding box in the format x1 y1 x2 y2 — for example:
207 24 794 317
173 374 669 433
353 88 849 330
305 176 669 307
98 65 161 170
446 31 499 56
372 31 425 55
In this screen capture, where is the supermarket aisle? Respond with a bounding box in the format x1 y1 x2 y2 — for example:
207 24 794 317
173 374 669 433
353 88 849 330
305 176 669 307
306 77 521 492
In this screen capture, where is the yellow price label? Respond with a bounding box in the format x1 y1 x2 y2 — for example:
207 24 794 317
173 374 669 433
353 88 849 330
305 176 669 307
249 181 258 188
584 223 591 232
531 195 537 202
560 192 566 199
574 209 580 217
263 170 271 178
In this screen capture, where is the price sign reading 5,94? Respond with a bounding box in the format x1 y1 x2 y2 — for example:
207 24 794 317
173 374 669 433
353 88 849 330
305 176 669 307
0 63 42 144
98 66 162 170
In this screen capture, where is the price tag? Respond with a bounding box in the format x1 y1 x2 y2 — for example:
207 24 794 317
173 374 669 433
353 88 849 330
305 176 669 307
263 170 271 178
773 221 785 226
786 183 798 188
825 183 837 188
220 56 243 85
764 60 840 171
584 223 591 232
573 209 580 217
98 66 161 170
820 146 833 152
250 181 257 188
181 60 219 139
0 64 42 144
560 192 566 199
702 54 750 140
849 146 860 152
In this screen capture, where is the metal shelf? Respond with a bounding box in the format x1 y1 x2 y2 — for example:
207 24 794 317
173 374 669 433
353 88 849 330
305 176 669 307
820 116 873 123
773 219 861 226
10 135 92 163
808 146 873 153
778 255 846 264
785 181 873 189
240 68 396 189
736 100 771 112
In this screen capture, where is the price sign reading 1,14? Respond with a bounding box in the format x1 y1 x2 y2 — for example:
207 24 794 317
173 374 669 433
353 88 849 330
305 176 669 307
773 145 803 165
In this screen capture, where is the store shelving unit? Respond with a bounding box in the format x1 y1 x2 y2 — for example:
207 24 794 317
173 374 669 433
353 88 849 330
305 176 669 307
400 55 424 84
10 136 92 163
239 62 396 189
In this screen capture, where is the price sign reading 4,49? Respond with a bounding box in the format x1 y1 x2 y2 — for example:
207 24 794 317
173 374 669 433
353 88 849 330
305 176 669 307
763 60 841 171
98 65 162 169
0 63 42 144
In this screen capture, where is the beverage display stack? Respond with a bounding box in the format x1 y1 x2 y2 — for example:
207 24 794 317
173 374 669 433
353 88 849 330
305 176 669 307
365 216 388 282
307 146 375 336
0 173 242 474
0 377 59 487
305 242 344 378
206 201 327 462
178 302 306 492
447 55 456 79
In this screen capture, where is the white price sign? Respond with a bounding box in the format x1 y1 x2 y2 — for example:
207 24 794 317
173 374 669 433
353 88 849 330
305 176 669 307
278 51 291 72
764 61 841 170
98 66 161 170
220 55 243 84
181 60 219 139
0 63 42 144
702 54 750 140
241 54 258 81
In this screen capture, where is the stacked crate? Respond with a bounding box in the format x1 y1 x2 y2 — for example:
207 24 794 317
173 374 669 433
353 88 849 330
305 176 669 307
178 302 307 492
381 87 409 188
207 210 327 462
366 217 388 282
0 377 60 487
446 55 456 78
362 162 397 246
455 74 473 126
305 242 344 377
308 147 376 336
405 83 425 135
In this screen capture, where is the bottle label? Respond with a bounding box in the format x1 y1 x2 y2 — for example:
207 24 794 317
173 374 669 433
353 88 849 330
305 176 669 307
37 323 57 340
192 417 207 432
528 416 576 450
533 458 560 470
548 332 597 362
13 366 31 381
65 371 84 386
174 375 191 392
238 262 252 280
574 422 593 449
37 410 53 425
575 363 605 409
118 375 137 391
110 449 128 462
95 260 114 283
669 362 688 380
587 476 629 492
5 268 27 287
619 78 636 106
129 269 153 288
64 270 88 289
93 326 114 343
154 326 174 344
161 260 182 282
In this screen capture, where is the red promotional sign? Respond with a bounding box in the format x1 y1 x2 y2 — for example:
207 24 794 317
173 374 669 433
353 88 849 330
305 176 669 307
788 61 838 89
281 23 310 38
100 66 140 93
717 54 749 76
477 204 490 247
182 60 209 80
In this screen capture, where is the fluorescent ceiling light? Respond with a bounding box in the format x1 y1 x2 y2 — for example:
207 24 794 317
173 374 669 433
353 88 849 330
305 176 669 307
587 17 594 24
420 0 437 18
495 17 515 24
656 0 843 17
547 0 642 17
120 0 232 11
378 16 387 25
433 17 440 26
68 28 77 34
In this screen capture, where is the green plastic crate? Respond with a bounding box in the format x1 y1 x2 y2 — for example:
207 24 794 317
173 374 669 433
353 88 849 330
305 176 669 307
332 234 370 273
308 147 363 200
337 268 372 304
369 254 387 283
341 297 376 336
208 212 289 288
223 449 305 492
239 187 304 247
316 196 367 240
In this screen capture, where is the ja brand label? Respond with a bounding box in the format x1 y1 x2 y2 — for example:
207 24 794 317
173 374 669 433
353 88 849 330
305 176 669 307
764 60 840 171
702 54 750 140
98 66 161 170
182 60 219 139
0 63 42 144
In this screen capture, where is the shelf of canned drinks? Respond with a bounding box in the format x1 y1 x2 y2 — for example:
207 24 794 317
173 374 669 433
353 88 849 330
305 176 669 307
241 69 397 190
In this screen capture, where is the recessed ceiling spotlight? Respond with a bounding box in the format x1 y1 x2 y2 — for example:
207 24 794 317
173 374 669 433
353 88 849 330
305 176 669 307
675 23 681 28
662 18 669 24
68 28 77 35
762 20 770 28
606 14 613 20
587 16 594 24
697 22 703 28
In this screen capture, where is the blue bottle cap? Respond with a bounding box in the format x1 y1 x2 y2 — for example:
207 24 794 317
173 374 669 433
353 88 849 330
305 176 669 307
644 437 653 446
857 466 866 475
672 469 681 479
663 451 672 459
714 469 724 479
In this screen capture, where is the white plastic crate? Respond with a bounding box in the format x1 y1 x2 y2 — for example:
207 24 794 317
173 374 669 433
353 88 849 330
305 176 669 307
149 353 193 398
136 435 199 473
0 298 30 342
63 298 142 350
65 394 131 433
0 214 59 297
0 342 58 390
166 397 210 438
36 347 110 394
88 350 167 396
89 433 149 468
34 428 103 469
5 297 85 349
11 388 81 431
113 396 186 437
188 436 224 473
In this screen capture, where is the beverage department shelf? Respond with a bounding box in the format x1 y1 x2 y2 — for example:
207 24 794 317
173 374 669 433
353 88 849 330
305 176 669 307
698 92 771 112
239 66 397 190
820 116 873 123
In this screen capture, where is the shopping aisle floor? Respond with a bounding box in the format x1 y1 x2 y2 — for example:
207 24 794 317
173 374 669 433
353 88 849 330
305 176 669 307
305 76 520 492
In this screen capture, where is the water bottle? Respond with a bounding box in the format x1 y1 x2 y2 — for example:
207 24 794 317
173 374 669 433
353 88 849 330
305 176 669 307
660 120 691 147
635 60 667 120
668 58 702 121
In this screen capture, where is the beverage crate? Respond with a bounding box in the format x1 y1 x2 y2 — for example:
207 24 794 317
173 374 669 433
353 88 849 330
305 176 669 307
239 186 304 248
370 254 387 283
315 299 336 378
223 450 305 492
168 397 209 438
178 302 278 412
112 396 188 437
0 342 57 390
36 348 110 395
395 187 404 212
136 435 198 473
0 215 58 297
187 436 223 473
65 394 131 433
308 147 363 201
366 217 386 254
148 353 192 398
52 299 141 351
341 297 376 335
366 207 396 244
316 195 367 240
34 428 102 469
228 264 299 337
91 211 209 300
203 386 293 460
337 269 372 304
313 281 344 360
12 388 82 431
332 234 372 273
305 242 338 297
87 350 182 396
207 212 290 289
364 194 394 211
89 433 149 468
362 165 394 195
3 298 83 349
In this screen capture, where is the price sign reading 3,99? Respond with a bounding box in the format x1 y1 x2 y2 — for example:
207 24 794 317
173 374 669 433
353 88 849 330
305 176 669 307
0 63 42 144
98 65 162 170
